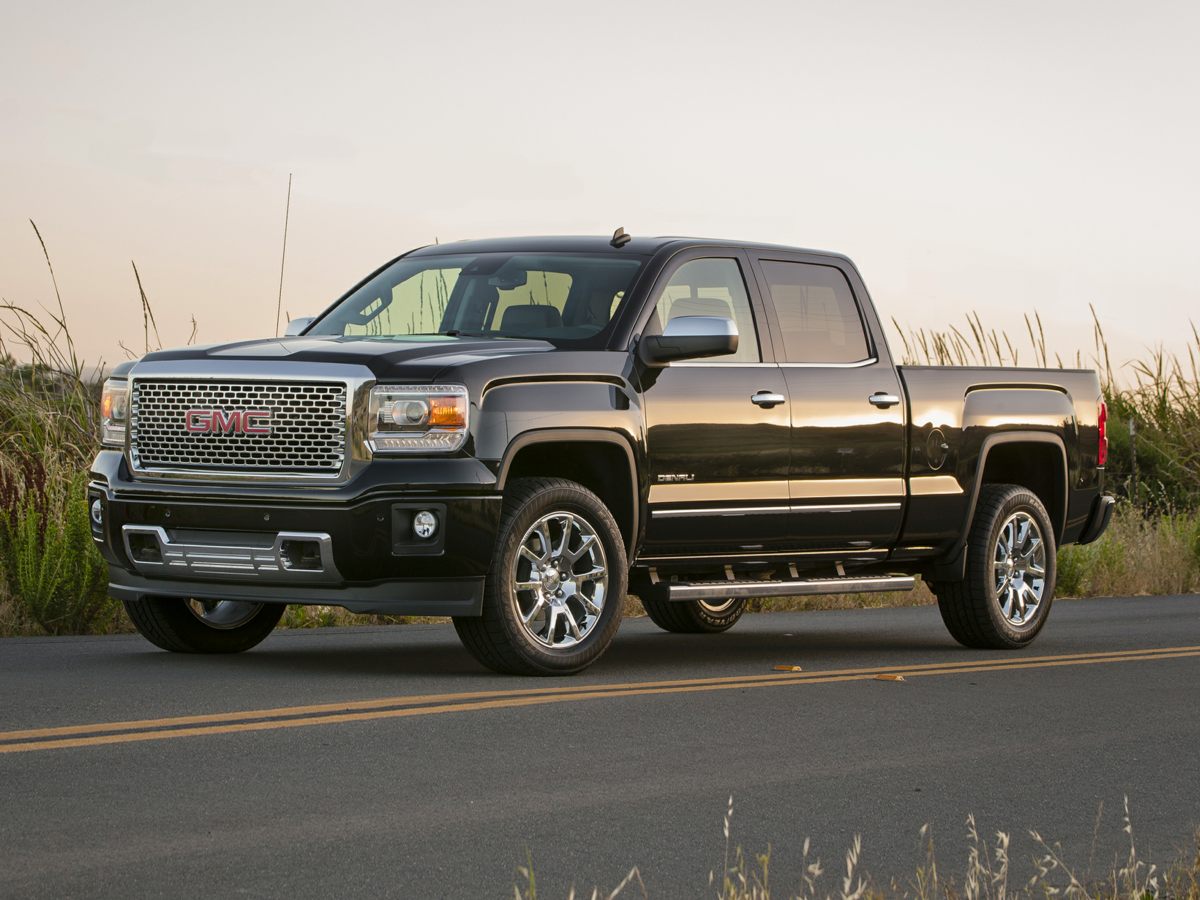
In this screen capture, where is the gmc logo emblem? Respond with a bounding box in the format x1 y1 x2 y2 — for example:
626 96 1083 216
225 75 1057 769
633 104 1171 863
185 409 272 436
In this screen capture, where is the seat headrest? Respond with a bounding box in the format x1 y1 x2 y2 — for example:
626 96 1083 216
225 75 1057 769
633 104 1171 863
501 304 563 332
668 295 734 321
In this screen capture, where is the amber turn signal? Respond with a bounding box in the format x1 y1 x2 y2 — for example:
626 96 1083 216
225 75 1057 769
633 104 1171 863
428 396 467 428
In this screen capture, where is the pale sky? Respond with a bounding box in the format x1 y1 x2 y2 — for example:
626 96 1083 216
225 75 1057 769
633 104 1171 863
2 0 1197 374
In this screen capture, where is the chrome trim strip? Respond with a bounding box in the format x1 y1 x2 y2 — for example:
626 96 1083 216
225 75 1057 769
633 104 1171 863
638 548 888 563
909 475 964 496
126 467 348 483
649 480 789 504
790 477 905 499
671 358 878 369
122 525 341 583
667 575 915 601
652 505 791 519
778 357 879 369
792 502 902 513
652 501 902 518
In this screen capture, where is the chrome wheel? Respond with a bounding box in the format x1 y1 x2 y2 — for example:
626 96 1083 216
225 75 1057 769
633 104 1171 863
698 598 737 614
993 511 1046 627
185 599 264 630
511 511 608 649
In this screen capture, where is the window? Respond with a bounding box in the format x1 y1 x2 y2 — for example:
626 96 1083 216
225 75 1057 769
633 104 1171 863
312 253 643 346
491 270 573 328
647 258 760 363
759 261 870 364
342 267 462 337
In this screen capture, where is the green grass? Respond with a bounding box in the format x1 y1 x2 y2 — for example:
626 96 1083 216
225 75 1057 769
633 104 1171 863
0 456 117 634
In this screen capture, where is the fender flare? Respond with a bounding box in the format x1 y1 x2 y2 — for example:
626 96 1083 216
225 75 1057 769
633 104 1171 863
496 428 641 558
932 431 1069 581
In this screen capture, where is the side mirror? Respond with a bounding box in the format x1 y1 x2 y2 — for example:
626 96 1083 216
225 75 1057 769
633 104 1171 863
284 316 316 336
639 316 738 366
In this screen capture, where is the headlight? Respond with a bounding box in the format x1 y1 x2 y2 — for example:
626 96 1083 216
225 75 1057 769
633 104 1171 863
99 378 129 448
367 384 469 454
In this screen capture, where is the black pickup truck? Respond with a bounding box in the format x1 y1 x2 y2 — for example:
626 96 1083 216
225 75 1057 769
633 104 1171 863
90 233 1114 674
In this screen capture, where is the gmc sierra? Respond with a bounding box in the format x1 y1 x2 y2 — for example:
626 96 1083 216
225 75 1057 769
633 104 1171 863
90 233 1114 674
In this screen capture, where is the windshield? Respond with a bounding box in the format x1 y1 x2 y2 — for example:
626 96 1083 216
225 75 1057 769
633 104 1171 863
310 253 644 346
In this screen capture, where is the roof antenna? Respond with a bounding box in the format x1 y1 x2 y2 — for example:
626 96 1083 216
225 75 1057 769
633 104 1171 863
610 226 632 248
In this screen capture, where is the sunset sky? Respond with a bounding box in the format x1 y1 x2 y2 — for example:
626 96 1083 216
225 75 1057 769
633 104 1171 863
2 0 1197 374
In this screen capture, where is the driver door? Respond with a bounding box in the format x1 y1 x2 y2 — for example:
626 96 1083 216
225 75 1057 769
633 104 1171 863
638 252 791 559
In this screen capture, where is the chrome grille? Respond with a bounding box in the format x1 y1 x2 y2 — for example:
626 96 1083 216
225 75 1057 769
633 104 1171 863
130 379 348 475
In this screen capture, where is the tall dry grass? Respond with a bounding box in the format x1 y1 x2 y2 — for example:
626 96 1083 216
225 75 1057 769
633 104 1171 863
893 309 1200 512
513 796 1200 899
1058 505 1200 597
0 224 117 634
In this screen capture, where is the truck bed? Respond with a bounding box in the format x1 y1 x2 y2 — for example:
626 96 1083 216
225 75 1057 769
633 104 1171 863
895 365 1105 563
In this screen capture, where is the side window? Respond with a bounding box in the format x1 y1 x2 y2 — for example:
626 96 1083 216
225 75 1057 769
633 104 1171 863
759 261 871 364
648 258 760 363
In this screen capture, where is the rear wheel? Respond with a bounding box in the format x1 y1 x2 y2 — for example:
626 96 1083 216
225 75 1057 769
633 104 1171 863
932 484 1057 649
453 478 627 675
641 596 747 634
123 597 285 653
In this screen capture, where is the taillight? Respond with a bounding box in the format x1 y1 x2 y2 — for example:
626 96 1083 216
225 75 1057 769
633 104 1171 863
1097 400 1108 466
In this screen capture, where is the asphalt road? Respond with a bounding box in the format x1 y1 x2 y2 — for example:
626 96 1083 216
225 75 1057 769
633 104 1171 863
2 595 1199 898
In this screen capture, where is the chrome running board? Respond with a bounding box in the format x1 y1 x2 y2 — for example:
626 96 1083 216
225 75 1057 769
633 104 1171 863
666 575 915 602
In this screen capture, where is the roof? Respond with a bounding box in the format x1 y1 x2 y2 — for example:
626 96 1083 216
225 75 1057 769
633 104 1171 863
405 234 850 263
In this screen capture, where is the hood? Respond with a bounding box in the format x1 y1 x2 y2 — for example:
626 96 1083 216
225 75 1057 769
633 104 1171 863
136 333 556 380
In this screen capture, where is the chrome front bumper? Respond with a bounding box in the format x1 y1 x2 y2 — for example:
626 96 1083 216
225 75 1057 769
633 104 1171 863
121 525 341 583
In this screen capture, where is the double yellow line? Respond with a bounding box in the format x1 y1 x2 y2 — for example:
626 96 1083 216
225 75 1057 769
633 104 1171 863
3 644 1197 755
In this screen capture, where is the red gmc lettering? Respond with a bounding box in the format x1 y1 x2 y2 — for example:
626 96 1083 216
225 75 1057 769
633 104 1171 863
183 410 272 435
242 411 271 436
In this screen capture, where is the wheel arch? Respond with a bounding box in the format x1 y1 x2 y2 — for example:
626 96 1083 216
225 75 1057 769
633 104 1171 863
932 432 1068 580
497 429 640 559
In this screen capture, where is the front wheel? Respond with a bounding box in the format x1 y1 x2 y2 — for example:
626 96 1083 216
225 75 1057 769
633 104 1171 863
123 597 285 653
453 478 628 675
641 596 747 633
932 484 1057 649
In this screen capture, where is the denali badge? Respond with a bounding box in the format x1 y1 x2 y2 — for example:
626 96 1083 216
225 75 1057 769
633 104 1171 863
184 409 272 436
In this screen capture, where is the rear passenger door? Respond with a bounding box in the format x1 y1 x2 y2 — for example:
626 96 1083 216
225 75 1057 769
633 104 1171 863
749 254 907 557
638 252 792 559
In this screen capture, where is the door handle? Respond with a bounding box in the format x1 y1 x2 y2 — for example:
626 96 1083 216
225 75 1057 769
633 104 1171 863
868 392 901 409
751 391 786 408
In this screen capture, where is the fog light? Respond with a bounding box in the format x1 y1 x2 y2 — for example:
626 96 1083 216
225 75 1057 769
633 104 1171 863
280 539 323 571
127 532 163 563
413 510 438 540
90 499 103 527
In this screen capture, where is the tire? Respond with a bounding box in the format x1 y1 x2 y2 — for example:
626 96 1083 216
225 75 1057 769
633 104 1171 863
453 477 627 676
641 596 747 634
932 484 1057 649
123 597 285 653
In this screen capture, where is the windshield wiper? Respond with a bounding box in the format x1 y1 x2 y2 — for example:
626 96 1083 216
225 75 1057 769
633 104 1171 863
439 330 514 339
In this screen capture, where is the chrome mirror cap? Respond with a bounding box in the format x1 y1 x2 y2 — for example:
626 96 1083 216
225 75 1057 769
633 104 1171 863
661 315 738 339
640 316 739 366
